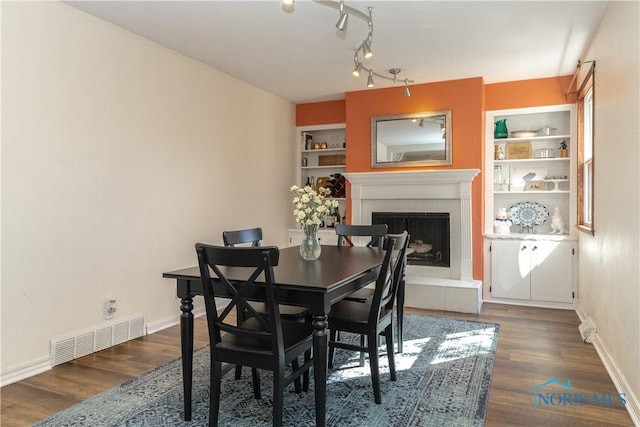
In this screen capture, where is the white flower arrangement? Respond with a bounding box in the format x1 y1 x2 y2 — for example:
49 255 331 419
290 185 339 229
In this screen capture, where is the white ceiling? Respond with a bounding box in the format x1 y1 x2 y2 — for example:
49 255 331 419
65 0 608 104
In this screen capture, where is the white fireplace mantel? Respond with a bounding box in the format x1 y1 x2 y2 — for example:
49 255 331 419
344 169 480 281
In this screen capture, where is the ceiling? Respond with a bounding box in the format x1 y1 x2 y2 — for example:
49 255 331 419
65 1 608 104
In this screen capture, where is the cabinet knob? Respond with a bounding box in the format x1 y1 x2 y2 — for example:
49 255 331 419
521 245 528 251
532 245 538 251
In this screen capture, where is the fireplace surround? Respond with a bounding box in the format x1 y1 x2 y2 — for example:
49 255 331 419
343 170 482 313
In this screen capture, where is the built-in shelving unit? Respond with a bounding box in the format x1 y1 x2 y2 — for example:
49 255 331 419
291 123 346 238
483 104 577 309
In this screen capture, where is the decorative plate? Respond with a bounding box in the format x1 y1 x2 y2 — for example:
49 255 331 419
510 130 538 138
508 201 550 227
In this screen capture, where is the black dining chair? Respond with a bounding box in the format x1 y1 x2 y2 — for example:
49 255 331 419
327 231 410 404
334 223 389 364
335 224 388 310
222 227 262 248
222 227 309 384
336 224 409 353
195 243 315 427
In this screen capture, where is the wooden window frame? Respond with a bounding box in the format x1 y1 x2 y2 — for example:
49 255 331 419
576 64 595 234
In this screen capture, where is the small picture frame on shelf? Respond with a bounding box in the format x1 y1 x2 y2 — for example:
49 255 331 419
525 180 545 191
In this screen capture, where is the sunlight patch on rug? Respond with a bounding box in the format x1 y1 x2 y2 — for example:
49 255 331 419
431 327 497 365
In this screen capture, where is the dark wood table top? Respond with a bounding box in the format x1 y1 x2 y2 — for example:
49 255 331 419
163 245 386 311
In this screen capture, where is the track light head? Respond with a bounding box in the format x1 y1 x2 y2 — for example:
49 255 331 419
336 12 348 31
403 81 411 98
352 61 362 77
367 71 375 88
362 40 373 59
281 0 295 13
336 1 348 30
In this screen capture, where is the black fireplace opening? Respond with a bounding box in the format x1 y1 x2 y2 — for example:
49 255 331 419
372 212 450 267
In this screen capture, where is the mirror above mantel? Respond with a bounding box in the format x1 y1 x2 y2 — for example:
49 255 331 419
371 110 452 168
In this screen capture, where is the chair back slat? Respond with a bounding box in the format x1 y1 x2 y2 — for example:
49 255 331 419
222 227 263 247
335 224 388 247
369 232 410 324
195 244 284 351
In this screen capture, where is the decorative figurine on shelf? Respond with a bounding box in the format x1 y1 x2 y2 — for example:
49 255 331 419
550 206 568 234
559 140 568 158
493 208 512 234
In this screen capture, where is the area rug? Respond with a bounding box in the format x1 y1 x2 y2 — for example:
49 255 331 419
35 315 499 427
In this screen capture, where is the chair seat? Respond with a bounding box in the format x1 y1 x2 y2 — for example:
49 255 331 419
218 317 313 363
247 302 308 320
329 300 393 329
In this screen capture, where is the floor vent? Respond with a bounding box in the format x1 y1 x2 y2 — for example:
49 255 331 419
579 317 597 343
51 315 145 366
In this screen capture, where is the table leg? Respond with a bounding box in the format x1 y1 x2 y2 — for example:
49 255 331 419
180 296 194 421
312 313 328 427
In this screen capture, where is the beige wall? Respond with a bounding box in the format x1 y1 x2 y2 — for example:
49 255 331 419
577 0 640 420
1 2 295 373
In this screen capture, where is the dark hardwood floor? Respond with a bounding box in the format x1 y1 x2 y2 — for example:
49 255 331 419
0 303 634 426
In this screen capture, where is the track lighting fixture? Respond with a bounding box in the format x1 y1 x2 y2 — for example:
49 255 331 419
281 0 414 97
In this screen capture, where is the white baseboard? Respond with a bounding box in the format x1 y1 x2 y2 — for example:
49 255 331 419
576 304 640 425
0 356 51 387
145 305 207 335
1 304 211 387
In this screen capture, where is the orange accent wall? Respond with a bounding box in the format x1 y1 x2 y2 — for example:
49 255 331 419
485 76 576 110
296 100 346 126
295 75 574 281
346 77 485 280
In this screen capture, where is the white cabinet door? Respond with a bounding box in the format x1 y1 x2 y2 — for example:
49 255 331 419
491 240 531 300
530 241 574 303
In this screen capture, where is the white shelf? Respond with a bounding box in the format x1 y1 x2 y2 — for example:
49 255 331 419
302 165 345 170
485 233 577 241
495 190 570 194
495 157 569 164
494 134 570 143
302 148 345 154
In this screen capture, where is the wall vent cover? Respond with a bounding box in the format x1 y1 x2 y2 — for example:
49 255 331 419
50 315 145 366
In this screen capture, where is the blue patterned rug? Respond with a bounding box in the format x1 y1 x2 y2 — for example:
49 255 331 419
35 315 499 426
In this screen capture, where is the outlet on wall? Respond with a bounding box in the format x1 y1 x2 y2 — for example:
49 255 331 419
104 299 117 320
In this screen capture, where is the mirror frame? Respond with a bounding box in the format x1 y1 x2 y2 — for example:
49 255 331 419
371 109 452 168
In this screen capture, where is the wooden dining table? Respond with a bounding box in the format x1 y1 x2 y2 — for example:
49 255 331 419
162 244 385 427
